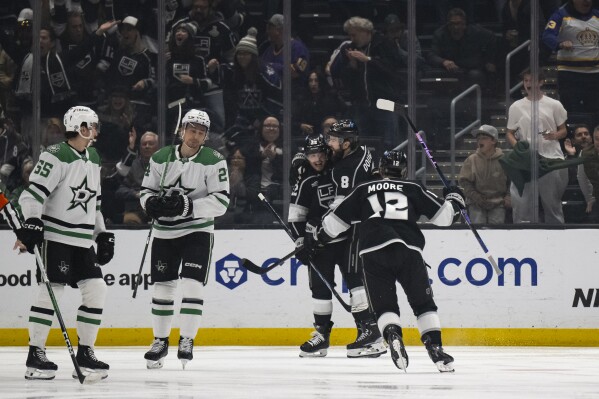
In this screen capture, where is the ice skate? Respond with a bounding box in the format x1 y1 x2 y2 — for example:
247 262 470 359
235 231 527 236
299 322 333 357
25 346 58 380
346 320 387 358
177 337 194 369
425 343 455 372
383 325 408 371
144 337 169 369
73 345 109 379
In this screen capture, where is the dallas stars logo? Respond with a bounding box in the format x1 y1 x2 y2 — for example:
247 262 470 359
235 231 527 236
58 261 69 275
156 260 168 273
68 176 97 212
163 175 194 196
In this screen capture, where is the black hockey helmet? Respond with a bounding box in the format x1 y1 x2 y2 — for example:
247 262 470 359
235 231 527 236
304 133 328 155
379 150 407 178
328 119 359 138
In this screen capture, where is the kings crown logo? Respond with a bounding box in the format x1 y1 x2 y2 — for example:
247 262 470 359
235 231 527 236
577 28 599 46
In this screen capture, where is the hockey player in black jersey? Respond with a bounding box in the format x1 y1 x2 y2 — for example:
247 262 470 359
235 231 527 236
306 150 464 372
293 120 385 358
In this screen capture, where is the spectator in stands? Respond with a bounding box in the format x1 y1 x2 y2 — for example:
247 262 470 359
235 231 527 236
542 0 599 114
581 125 599 222
239 116 283 219
458 124 510 224
382 14 426 70
221 145 248 224
166 21 209 127
0 42 16 122
565 124 598 222
115 128 159 224
294 68 345 136
0 117 29 192
328 16 403 148
171 0 239 133
260 14 310 97
99 16 156 115
427 8 498 92
505 68 569 223
96 86 135 162
42 117 65 150
4 157 33 210
222 27 280 129
52 9 108 108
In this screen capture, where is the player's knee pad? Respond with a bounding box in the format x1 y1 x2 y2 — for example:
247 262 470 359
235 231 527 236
78 278 107 308
34 283 64 308
181 277 204 299
154 280 178 301
350 286 369 313
312 298 333 316
416 311 441 336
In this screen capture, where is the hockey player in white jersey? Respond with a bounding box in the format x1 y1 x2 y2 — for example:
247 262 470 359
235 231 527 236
17 106 115 380
140 109 229 369
305 150 463 372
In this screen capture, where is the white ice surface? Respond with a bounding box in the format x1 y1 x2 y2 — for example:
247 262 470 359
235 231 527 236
1 346 598 399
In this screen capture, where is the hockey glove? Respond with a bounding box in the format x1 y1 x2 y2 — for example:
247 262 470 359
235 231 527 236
304 226 332 261
294 237 311 265
162 192 194 217
443 185 466 210
16 218 44 254
145 195 165 219
95 232 115 266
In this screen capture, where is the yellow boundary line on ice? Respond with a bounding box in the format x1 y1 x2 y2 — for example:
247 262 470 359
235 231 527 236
1 328 598 346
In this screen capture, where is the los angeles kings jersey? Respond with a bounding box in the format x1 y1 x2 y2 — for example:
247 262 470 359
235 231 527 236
321 178 460 255
140 144 230 239
329 145 374 208
19 142 104 248
288 169 334 240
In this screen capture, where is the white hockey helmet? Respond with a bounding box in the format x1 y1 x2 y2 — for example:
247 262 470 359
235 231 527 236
63 106 99 138
181 109 210 137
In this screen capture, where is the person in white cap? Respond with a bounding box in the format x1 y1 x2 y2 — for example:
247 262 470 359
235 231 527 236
458 124 510 224
98 16 156 109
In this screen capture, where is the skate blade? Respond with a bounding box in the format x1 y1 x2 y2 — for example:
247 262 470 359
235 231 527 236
72 368 108 381
25 367 56 380
180 359 189 370
347 343 387 358
146 359 165 369
390 339 408 372
435 361 455 373
299 349 327 358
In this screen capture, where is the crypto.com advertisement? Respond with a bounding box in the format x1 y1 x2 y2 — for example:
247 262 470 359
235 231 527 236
1 228 598 329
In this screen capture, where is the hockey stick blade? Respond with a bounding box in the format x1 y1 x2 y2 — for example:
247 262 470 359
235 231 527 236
376 98 399 113
377 98 502 276
241 246 302 275
167 97 186 109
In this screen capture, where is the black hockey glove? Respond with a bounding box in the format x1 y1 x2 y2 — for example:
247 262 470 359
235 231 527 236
443 185 466 210
294 237 311 265
145 195 165 219
304 225 332 261
95 232 115 266
16 218 44 254
162 192 194 217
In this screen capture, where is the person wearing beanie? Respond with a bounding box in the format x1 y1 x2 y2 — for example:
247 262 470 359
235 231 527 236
236 27 258 56
166 19 210 122
222 27 281 129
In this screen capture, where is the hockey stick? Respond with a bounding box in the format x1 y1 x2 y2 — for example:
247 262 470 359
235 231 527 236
258 193 352 312
241 246 304 274
0 194 101 384
132 98 186 298
376 99 502 276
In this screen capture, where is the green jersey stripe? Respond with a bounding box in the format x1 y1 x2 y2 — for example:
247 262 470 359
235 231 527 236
180 308 203 315
154 221 214 231
152 309 175 316
24 187 45 204
76 315 101 325
29 316 53 326
45 226 93 239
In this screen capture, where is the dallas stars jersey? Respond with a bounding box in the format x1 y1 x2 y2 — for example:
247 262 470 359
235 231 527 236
140 144 230 239
321 178 460 256
19 142 104 248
